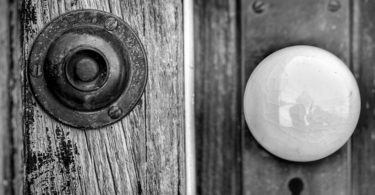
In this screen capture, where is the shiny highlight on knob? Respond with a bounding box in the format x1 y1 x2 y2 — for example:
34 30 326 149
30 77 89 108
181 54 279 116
243 45 361 162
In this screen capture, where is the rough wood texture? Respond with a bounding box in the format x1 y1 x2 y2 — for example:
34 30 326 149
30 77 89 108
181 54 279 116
194 0 242 194
0 0 23 194
21 0 185 194
351 0 375 194
241 0 351 194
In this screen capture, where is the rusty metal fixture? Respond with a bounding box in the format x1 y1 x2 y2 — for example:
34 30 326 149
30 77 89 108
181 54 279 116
28 10 147 129
328 0 341 12
252 0 266 14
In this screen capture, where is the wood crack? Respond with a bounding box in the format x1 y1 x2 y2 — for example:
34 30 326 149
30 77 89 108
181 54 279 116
103 133 118 195
83 131 102 195
7 0 17 194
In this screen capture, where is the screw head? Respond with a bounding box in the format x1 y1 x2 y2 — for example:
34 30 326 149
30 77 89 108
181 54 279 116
108 106 123 119
328 0 341 12
252 0 266 14
31 64 42 77
105 17 118 31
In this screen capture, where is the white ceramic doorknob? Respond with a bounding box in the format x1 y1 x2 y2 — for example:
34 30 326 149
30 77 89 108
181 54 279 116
243 45 361 162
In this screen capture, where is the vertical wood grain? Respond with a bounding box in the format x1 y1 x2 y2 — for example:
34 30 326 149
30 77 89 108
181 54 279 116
11 1 24 194
241 0 351 194
351 0 375 194
194 0 242 194
0 0 23 194
0 0 11 194
21 0 185 194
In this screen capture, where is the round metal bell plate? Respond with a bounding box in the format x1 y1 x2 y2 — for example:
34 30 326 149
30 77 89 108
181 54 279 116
28 10 147 129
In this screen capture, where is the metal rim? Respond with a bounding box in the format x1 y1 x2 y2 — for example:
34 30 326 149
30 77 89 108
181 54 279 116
28 9 148 129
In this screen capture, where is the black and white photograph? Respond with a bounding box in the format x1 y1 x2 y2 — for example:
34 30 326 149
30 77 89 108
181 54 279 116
0 0 372 194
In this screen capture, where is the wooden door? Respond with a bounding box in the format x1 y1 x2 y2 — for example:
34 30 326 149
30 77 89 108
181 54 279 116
3 0 375 194
0 0 186 194
195 0 375 194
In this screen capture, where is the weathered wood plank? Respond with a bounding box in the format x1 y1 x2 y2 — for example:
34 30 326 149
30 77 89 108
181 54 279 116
0 0 23 194
0 0 11 194
194 0 242 194
21 0 185 194
351 0 375 194
241 0 350 194
11 1 24 194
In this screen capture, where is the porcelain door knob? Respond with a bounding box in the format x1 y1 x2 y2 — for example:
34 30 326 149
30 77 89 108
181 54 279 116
243 45 361 162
